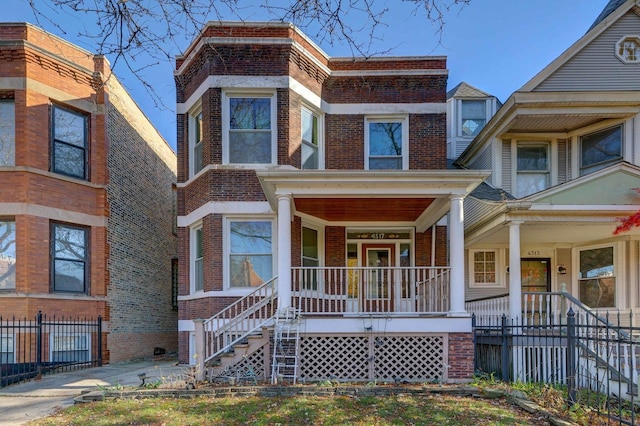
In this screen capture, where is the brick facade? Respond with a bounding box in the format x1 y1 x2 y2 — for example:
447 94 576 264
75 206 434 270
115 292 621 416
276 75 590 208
175 22 472 380
0 23 177 362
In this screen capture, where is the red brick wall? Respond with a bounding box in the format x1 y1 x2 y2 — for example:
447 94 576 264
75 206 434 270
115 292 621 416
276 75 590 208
448 333 474 381
325 115 365 169
325 227 346 267
323 75 446 104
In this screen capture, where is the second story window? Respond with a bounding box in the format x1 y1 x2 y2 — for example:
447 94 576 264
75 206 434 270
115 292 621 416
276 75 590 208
223 92 276 165
580 125 622 176
301 107 320 169
460 100 485 138
190 109 203 176
52 105 88 180
516 143 549 198
51 223 89 293
0 99 15 167
365 117 407 170
191 225 204 293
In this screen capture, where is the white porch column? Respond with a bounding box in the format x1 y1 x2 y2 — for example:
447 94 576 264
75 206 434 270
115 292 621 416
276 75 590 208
509 221 523 320
277 194 292 309
449 194 466 316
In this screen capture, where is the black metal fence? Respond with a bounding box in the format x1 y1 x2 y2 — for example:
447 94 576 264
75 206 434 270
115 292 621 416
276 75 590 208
1 311 102 387
473 309 639 425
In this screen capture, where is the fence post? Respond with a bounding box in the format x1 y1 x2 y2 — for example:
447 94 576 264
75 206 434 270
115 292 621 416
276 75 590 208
501 314 509 382
97 316 103 367
566 308 576 407
471 314 477 374
36 311 42 380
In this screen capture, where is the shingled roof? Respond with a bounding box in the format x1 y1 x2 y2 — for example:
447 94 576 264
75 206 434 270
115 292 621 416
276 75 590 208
588 0 628 31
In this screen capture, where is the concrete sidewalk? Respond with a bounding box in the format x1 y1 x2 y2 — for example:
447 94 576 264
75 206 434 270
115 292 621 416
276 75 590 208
0 357 185 425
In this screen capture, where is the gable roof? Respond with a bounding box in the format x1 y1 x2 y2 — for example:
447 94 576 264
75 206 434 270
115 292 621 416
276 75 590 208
446 82 492 99
589 0 629 31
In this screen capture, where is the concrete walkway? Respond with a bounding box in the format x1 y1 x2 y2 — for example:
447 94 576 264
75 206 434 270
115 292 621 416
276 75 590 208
0 358 185 425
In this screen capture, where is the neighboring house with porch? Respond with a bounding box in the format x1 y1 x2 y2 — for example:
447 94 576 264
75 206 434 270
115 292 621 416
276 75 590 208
459 0 640 326
175 21 489 383
0 23 178 364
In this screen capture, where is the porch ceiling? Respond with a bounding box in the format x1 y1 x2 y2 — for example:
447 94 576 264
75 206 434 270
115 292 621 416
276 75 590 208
294 197 433 222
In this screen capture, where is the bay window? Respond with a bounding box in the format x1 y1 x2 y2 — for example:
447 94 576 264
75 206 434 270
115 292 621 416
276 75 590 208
580 126 622 176
52 105 88 180
516 143 549 197
228 219 273 288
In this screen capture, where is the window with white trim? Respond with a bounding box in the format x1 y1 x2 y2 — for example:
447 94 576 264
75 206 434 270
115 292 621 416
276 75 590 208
52 105 88 180
578 245 615 308
50 333 90 363
580 125 622 176
301 107 321 169
189 108 204 176
191 225 204 293
0 219 16 290
516 142 549 197
365 116 408 170
51 223 89 293
223 92 276 164
0 99 15 166
1 334 14 363
459 100 486 137
228 219 273 288
469 250 501 288
302 226 319 290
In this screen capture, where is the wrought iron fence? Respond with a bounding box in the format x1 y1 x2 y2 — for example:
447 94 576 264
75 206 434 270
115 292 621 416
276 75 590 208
1 311 102 387
473 309 639 425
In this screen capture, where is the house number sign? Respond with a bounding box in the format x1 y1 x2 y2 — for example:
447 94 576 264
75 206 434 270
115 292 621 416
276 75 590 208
347 231 411 240
527 250 541 256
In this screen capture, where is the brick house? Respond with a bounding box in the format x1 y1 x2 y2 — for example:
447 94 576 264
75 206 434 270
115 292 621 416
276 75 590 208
0 23 178 362
176 22 489 383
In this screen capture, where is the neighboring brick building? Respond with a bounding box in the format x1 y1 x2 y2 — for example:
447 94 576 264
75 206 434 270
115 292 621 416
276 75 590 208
176 22 488 382
0 23 177 362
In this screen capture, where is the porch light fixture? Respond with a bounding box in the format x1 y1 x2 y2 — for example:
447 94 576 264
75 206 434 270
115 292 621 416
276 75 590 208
557 265 567 275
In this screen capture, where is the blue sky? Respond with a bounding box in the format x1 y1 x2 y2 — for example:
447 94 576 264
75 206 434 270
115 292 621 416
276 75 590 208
5 0 609 151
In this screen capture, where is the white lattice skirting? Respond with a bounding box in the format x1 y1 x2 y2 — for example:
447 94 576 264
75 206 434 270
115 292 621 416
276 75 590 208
299 334 447 382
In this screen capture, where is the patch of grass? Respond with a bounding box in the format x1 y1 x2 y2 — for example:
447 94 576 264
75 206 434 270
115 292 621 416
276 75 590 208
30 393 550 425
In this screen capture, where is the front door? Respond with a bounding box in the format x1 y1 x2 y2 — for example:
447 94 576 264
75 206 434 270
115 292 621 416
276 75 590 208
520 258 550 293
362 244 395 312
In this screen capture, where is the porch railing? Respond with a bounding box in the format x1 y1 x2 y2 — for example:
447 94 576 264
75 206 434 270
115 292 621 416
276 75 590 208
291 266 450 315
202 277 277 364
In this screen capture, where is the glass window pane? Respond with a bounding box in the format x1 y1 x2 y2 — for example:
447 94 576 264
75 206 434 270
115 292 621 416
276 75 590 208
230 98 271 130
231 222 272 254
195 258 204 291
0 101 15 166
229 131 271 163
54 259 85 292
369 122 402 155
302 141 318 169
230 255 272 287
302 227 318 259
518 146 548 171
516 174 548 198
579 247 613 279
461 100 485 119
55 226 86 260
0 220 16 290
301 109 317 145
579 278 615 308
581 127 621 169
54 142 85 179
195 228 203 259
369 157 402 170
54 107 86 148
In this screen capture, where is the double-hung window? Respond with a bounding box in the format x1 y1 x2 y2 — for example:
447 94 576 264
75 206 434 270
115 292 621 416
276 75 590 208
1 335 14 363
190 109 204 176
223 92 276 164
365 117 408 170
302 226 320 290
0 219 16 290
52 105 88 180
51 223 89 293
301 107 321 169
228 220 273 288
191 225 203 293
0 99 15 166
516 143 549 197
580 125 622 176
460 100 486 137
578 245 615 308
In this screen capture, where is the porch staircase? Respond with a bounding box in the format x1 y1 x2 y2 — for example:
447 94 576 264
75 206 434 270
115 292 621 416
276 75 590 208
202 277 278 382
